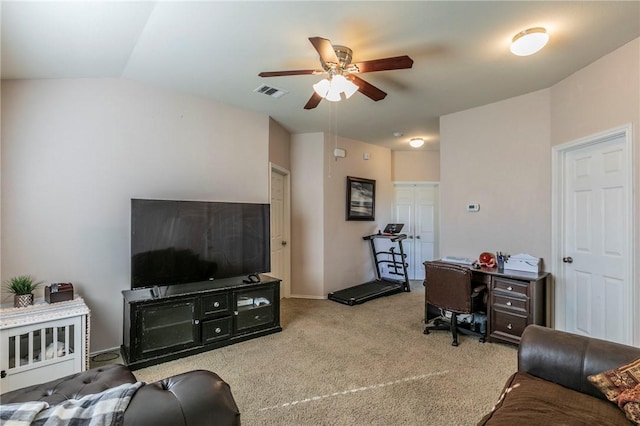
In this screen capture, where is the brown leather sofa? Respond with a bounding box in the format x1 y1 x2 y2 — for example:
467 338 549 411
1 364 240 426
478 324 640 425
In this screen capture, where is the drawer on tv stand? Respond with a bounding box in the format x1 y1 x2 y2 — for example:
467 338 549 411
200 293 230 318
203 317 232 344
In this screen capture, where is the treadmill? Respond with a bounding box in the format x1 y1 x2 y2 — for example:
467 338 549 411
328 224 411 306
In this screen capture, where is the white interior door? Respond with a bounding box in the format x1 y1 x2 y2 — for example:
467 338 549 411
270 166 290 298
554 126 633 344
394 186 415 278
393 183 439 280
414 186 437 275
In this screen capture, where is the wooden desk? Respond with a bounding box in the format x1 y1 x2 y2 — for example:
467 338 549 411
424 263 550 345
475 267 549 345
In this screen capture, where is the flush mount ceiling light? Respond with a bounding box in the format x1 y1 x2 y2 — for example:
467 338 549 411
409 138 425 148
510 27 549 56
313 73 359 102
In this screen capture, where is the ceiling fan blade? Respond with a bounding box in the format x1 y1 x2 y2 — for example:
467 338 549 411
309 37 339 65
304 92 323 110
351 55 414 73
348 75 387 101
259 69 321 77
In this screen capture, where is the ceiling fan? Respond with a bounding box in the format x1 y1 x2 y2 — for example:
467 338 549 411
258 37 414 110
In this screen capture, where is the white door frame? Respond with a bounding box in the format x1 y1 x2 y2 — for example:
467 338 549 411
270 163 291 298
551 124 636 344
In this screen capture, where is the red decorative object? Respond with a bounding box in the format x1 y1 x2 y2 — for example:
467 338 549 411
479 252 496 268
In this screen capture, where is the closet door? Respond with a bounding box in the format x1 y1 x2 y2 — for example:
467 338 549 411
393 184 438 280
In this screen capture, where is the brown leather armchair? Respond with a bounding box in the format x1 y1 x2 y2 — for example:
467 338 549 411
423 261 487 346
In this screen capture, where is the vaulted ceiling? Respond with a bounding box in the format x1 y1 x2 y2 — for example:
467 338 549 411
2 1 639 150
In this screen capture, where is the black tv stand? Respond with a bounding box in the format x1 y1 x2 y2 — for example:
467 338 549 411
121 274 281 369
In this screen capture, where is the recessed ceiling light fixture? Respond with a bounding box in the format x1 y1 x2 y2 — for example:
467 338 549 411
510 27 549 56
409 138 425 148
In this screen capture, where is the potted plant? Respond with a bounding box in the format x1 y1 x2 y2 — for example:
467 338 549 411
4 275 43 308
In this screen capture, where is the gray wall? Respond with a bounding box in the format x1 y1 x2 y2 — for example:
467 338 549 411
1 78 270 351
440 89 551 262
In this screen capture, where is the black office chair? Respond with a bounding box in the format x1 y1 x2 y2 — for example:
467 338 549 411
423 261 487 346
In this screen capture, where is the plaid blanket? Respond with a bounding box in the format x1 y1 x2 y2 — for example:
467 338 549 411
0 381 143 426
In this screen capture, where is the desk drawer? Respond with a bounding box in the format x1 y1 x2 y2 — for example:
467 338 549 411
492 294 528 313
492 277 528 298
491 309 528 338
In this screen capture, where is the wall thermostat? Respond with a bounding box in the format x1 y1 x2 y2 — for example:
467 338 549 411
333 148 346 158
467 203 480 212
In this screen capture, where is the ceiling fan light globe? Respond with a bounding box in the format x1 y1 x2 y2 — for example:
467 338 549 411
325 84 342 102
343 79 359 99
331 74 348 90
329 75 351 100
313 79 331 97
510 27 549 56
323 74 358 100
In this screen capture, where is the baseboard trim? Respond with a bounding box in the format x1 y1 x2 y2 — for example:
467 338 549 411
288 294 326 300
90 346 121 358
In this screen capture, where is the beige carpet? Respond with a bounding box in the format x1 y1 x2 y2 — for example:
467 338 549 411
134 282 517 425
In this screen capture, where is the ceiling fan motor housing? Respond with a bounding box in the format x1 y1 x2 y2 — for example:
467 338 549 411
321 45 353 72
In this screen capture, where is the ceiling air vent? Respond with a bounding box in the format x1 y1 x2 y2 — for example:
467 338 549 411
254 84 288 99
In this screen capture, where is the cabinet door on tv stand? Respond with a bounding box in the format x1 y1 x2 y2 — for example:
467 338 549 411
234 284 279 333
134 298 200 360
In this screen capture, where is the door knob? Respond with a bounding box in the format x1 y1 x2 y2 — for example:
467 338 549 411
562 256 573 263
281 241 287 246
416 235 421 239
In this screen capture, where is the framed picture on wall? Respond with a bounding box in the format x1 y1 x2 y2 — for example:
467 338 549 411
346 176 375 221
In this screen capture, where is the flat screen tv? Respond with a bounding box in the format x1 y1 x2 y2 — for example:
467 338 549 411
131 199 270 289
